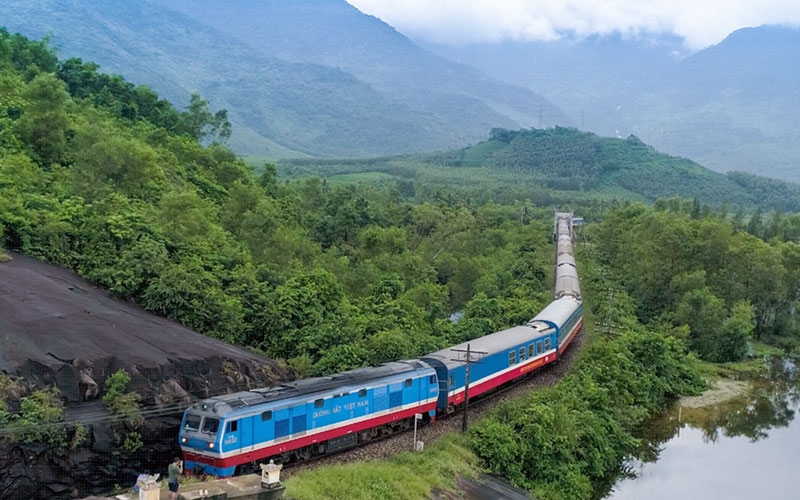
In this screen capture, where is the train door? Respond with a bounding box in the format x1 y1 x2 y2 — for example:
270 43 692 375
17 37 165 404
240 416 254 452
389 381 403 408
373 385 388 412
273 408 291 441
223 417 253 453
291 404 307 436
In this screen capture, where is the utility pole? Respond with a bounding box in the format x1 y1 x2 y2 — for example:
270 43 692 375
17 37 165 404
600 287 620 336
463 343 471 433
450 343 486 432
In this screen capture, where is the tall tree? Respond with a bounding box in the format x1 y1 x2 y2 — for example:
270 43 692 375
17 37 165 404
15 73 70 167
177 93 231 143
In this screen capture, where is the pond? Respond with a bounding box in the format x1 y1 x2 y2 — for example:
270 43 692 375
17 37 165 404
605 357 800 500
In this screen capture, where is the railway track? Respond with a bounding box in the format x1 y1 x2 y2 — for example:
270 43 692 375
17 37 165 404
283 328 585 477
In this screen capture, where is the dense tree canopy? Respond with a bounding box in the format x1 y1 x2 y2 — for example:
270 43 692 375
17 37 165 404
4 30 799 500
590 204 800 360
0 31 559 376
3 29 799 373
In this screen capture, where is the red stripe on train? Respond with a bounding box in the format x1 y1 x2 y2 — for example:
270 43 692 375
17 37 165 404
446 352 558 406
185 402 437 471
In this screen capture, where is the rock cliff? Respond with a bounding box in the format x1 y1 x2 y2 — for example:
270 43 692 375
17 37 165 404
0 254 290 499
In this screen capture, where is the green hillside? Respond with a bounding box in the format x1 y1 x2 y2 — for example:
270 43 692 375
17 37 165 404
3 28 799 372
473 127 796 210
6 30 800 500
0 1 459 157
277 127 800 213
0 30 565 376
0 0 569 159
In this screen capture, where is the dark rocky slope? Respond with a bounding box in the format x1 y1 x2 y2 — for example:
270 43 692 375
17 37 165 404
0 253 289 500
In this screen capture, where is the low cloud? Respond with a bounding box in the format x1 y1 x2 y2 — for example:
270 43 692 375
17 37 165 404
346 0 800 49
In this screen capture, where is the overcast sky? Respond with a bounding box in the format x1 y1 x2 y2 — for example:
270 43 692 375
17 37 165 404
345 0 800 50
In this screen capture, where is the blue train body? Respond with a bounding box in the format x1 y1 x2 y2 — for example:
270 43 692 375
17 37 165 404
180 360 438 476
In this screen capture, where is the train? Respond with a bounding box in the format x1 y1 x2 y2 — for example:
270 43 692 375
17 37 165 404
179 212 583 477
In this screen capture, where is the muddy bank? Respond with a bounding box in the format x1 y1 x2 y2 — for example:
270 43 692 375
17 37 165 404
679 378 750 409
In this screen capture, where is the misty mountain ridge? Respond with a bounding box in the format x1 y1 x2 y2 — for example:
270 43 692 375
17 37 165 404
2 2 797 182
0 0 567 158
145 0 572 143
423 24 800 181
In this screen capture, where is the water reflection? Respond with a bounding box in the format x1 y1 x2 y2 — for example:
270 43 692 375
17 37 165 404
697 357 797 443
603 356 800 500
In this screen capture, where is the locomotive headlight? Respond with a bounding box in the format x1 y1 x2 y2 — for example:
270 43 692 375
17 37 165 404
181 437 188 444
207 442 215 449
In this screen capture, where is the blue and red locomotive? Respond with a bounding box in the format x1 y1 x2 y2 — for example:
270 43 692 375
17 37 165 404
180 212 582 476
180 360 438 476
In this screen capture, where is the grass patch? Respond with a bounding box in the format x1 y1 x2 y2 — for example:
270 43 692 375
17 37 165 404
460 140 505 166
684 341 786 390
707 342 785 378
284 434 480 500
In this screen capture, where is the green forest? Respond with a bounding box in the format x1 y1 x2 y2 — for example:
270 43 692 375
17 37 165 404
3 30 800 500
0 29 561 378
468 200 800 499
275 126 800 215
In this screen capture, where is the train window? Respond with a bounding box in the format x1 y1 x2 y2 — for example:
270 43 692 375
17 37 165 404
537 340 543 354
448 375 455 388
545 338 552 351
261 411 272 421
184 414 201 431
519 347 526 361
509 351 517 365
201 417 219 434
358 389 367 397
227 420 238 433
404 378 412 387
528 344 534 358
314 399 324 408
429 375 436 384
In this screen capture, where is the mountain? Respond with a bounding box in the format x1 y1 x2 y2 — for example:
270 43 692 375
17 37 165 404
422 26 800 182
421 34 683 136
282 127 800 214
0 0 570 158
654 26 800 180
145 0 570 131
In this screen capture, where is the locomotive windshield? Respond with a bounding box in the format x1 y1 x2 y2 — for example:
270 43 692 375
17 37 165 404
202 417 220 434
184 414 201 431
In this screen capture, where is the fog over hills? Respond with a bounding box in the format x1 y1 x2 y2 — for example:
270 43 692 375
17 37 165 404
0 0 568 158
423 25 800 181
3 2 797 181
146 0 569 131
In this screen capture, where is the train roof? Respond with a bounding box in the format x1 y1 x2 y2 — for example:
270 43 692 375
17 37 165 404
187 360 432 415
530 297 581 327
421 323 552 369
